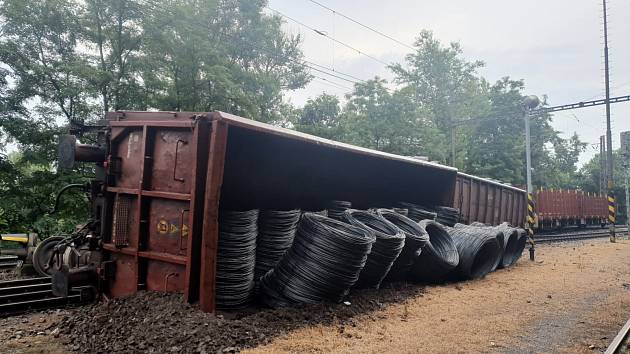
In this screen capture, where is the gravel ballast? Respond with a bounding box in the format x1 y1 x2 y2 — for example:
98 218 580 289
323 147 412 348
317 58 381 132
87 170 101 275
59 284 423 353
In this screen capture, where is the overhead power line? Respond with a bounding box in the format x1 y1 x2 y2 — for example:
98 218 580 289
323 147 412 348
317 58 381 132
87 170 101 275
312 76 354 91
138 0 364 90
265 6 391 67
304 0 415 51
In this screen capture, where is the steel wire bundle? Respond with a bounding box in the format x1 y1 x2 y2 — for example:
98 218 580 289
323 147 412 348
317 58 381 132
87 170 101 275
513 227 528 264
342 210 406 289
254 209 302 281
409 220 459 282
377 209 429 281
259 213 375 307
495 223 521 268
436 206 460 227
397 202 437 222
455 223 503 271
307 209 328 217
447 225 502 280
392 207 409 217
216 209 259 309
327 200 352 221
467 222 527 267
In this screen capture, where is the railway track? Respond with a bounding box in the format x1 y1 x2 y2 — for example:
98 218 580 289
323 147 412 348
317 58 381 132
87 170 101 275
534 227 627 243
0 255 21 269
0 277 93 317
605 318 630 354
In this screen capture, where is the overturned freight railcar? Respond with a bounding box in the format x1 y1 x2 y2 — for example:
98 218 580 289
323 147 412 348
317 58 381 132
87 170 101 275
454 173 526 228
100 111 458 312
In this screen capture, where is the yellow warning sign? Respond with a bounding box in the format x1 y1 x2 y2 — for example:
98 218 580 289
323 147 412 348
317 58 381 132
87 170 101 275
157 219 169 234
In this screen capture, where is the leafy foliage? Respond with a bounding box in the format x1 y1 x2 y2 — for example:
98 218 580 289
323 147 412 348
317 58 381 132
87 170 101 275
0 1 589 235
0 0 309 235
578 150 626 223
297 32 585 188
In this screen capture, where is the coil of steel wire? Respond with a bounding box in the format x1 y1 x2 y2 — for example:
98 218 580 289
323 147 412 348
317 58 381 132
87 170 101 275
327 200 352 221
254 209 302 281
447 225 502 280
436 206 460 227
306 209 328 217
216 209 259 309
397 202 437 222
377 209 429 281
409 220 459 282
455 223 503 271
513 227 528 264
342 210 406 289
458 222 527 268
495 223 521 268
392 207 409 217
259 213 375 307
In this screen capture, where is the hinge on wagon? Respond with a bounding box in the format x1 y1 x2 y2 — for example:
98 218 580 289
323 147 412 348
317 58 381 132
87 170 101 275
112 195 132 247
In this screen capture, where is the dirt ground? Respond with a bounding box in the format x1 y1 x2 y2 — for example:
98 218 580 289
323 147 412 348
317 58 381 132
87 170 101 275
245 239 630 354
0 238 629 354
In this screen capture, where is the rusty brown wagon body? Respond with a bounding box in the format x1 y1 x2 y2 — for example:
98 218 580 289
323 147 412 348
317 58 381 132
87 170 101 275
453 172 527 227
101 111 458 312
535 189 607 230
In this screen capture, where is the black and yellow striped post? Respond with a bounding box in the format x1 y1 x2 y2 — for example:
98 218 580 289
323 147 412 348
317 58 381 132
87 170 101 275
527 193 536 260
608 192 616 242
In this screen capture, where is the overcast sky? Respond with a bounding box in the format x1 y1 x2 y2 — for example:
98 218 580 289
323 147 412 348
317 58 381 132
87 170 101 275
268 0 630 166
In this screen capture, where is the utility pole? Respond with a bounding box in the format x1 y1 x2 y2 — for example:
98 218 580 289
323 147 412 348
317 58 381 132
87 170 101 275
524 95 540 261
602 0 616 242
626 171 629 238
621 131 630 238
450 125 456 168
600 135 606 195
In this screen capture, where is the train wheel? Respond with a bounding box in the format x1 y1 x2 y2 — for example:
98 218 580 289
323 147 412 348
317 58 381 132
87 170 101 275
32 236 65 277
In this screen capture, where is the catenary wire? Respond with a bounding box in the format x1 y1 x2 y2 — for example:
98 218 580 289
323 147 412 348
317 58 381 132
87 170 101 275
138 0 367 86
304 0 415 51
265 6 391 67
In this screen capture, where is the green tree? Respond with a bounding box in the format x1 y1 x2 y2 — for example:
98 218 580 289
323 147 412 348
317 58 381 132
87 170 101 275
0 0 311 235
294 93 343 140
82 0 144 112
342 78 442 158
578 150 625 223
390 30 485 165
463 78 528 183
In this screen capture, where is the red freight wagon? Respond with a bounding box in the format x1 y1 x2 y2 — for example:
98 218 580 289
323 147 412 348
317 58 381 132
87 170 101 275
454 173 527 228
535 189 607 230
101 111 458 312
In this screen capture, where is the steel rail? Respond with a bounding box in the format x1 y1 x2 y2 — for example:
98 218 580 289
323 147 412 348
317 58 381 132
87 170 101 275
0 277 50 289
0 277 92 317
0 294 84 318
605 318 630 354
0 261 19 269
535 230 623 243
0 255 20 269
537 227 628 237
0 283 52 296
